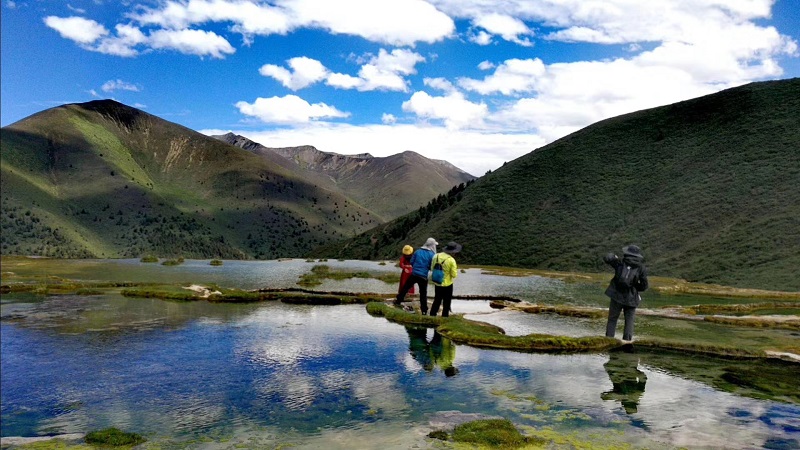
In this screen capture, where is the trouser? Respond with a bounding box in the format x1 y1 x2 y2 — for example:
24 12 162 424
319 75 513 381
606 300 636 341
430 284 453 317
396 274 429 312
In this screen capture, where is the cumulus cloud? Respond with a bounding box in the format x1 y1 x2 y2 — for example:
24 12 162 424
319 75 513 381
148 28 235 58
473 13 533 46
402 90 488 129
326 48 425 92
44 16 234 58
44 16 108 44
260 56 329 90
101 79 141 93
458 58 546 95
129 0 454 46
235 95 349 124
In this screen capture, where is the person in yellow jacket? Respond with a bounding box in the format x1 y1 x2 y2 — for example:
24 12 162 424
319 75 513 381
429 241 461 317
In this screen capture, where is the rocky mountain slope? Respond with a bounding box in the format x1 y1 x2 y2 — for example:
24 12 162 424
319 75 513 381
216 133 475 221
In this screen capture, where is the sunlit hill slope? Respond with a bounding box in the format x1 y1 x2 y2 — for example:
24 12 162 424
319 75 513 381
0 100 382 258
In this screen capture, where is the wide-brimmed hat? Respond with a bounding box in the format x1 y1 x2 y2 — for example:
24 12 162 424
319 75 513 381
424 237 438 247
622 244 643 258
442 242 462 254
402 245 413 255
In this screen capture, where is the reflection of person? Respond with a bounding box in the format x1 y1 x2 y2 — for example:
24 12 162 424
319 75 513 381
405 327 458 376
430 331 458 377
399 245 415 295
429 242 461 317
395 238 437 314
603 244 649 342
601 350 648 414
406 326 433 371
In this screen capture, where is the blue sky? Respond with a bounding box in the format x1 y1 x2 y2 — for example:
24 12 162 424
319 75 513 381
2 0 798 176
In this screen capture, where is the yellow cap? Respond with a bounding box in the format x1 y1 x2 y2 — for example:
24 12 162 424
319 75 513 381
402 245 413 255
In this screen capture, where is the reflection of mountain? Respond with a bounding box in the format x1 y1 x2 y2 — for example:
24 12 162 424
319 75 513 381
0 292 259 335
637 349 800 405
405 326 457 376
601 350 647 414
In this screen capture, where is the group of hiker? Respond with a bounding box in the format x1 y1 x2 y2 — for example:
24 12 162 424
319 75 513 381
395 237 462 317
394 238 649 343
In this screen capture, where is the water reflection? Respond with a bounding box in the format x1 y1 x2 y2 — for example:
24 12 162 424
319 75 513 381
405 327 458 377
2 259 799 449
601 348 648 414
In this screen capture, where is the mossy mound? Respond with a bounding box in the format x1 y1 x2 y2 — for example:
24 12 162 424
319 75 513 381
84 427 145 447
451 419 538 449
366 302 617 353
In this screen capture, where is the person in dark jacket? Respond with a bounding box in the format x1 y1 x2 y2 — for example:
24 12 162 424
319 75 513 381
604 244 649 342
395 237 437 314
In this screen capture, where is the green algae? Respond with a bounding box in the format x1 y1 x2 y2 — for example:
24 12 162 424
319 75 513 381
84 428 145 447
451 419 536 449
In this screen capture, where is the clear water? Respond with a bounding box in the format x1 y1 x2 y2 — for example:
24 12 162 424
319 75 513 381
1 259 799 449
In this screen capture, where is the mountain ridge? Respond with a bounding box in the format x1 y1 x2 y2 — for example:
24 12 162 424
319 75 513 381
215 133 475 221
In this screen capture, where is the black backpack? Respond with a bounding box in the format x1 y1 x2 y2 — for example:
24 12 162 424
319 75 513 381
616 264 639 290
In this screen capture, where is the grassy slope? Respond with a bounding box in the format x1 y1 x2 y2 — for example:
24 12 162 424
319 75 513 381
1 100 380 258
316 79 800 291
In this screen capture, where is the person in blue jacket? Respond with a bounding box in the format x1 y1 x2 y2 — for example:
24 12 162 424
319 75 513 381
394 237 437 314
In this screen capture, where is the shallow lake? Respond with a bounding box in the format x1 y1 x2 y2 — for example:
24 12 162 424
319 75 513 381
1 259 799 449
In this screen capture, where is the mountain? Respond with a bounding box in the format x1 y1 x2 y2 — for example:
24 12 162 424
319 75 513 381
215 133 476 221
0 100 382 259
312 78 800 291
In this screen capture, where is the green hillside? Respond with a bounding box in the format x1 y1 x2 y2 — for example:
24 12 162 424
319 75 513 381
1 100 381 258
313 79 800 291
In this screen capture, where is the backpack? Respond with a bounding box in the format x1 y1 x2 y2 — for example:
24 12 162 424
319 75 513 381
616 264 639 290
431 255 445 284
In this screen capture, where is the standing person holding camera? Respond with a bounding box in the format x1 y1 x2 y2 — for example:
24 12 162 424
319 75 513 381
604 244 649 343
429 241 462 317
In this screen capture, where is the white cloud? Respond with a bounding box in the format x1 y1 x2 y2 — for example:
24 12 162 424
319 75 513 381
130 0 454 46
402 90 488 130
469 30 492 45
148 28 235 58
382 113 397 124
279 0 455 46
458 58 546 95
326 72 364 90
130 0 291 35
473 13 533 46
260 56 329 90
92 24 147 57
67 4 86 14
478 60 495 70
235 95 350 124
423 77 456 93
43 16 108 44
326 48 425 92
101 79 141 93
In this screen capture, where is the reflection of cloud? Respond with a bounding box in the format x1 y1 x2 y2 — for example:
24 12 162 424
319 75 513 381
170 396 226 432
350 372 410 415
